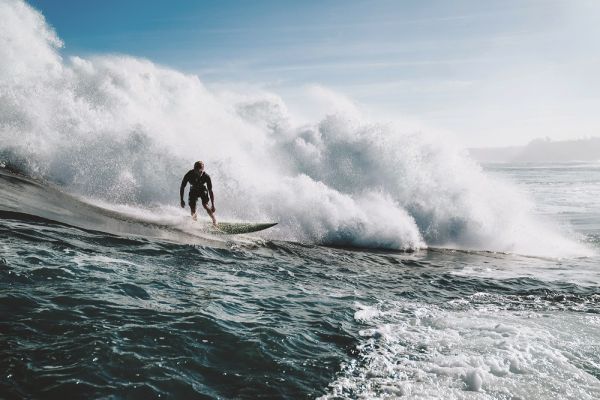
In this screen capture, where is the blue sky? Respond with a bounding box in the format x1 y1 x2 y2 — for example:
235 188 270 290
29 0 600 146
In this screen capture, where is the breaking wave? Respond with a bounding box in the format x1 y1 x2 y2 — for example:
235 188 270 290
0 0 590 256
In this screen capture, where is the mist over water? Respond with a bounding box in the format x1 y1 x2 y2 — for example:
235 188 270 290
0 0 590 256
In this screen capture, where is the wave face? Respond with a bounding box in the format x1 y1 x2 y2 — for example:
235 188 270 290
0 0 590 256
0 169 235 248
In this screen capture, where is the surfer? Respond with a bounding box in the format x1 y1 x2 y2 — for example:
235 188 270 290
180 161 217 225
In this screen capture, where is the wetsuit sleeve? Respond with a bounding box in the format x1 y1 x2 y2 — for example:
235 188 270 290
206 175 214 204
180 171 191 200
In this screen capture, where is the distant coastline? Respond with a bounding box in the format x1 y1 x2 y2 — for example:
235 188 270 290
468 137 600 163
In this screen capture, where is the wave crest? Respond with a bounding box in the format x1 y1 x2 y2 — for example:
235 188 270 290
0 0 590 256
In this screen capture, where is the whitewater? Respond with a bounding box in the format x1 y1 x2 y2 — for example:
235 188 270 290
1 1 599 399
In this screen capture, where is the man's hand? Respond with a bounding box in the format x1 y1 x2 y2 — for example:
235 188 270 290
211 205 216 213
180 200 185 208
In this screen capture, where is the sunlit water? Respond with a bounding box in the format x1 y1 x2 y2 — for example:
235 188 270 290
1 163 599 399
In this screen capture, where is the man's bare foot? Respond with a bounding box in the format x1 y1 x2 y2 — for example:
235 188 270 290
192 213 197 221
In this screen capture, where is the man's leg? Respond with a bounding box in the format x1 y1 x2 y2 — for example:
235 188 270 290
189 196 198 220
202 202 217 225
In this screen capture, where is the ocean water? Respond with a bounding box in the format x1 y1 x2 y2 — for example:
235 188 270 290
2 1 600 398
1 163 599 400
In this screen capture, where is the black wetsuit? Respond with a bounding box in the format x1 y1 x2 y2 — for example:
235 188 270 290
181 169 212 209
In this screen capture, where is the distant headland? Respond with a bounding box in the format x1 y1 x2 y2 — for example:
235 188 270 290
468 137 600 163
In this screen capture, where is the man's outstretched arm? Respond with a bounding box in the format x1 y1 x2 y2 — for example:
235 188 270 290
207 176 216 212
180 174 189 207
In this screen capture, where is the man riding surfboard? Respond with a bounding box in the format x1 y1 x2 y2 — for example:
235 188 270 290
180 161 217 225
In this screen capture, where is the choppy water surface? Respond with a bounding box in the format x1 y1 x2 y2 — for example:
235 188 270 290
1 163 600 399
487 162 600 239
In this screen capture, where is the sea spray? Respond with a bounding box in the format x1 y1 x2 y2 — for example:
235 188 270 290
0 0 590 255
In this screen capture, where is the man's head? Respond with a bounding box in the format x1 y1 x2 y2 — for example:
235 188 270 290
194 161 204 171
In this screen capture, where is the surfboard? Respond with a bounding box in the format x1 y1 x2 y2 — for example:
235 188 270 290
212 222 277 234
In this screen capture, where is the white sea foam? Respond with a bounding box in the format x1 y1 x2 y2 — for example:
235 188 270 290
320 300 600 399
0 0 592 255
